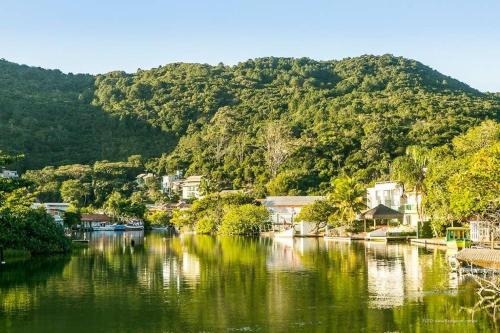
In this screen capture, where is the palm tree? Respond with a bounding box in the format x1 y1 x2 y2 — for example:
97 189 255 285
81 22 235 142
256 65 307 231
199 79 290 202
391 145 429 232
328 176 366 227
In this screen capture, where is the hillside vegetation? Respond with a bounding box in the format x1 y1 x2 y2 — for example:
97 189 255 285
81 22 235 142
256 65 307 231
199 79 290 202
1 55 499 194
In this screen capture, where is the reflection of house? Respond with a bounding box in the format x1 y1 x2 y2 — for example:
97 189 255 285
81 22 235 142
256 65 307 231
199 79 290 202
0 169 19 179
366 182 423 227
32 202 71 225
181 176 203 200
81 214 111 229
259 196 325 225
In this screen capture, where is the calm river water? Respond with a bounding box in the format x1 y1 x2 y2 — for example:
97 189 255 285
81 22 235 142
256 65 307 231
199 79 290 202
0 232 497 333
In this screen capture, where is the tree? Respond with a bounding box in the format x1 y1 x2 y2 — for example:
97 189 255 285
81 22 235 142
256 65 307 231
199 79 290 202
391 146 429 225
262 121 297 178
218 204 270 235
60 179 91 207
296 199 336 233
328 177 366 227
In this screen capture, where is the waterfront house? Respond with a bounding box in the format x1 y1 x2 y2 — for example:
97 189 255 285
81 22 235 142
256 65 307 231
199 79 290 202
0 169 19 179
366 182 423 227
259 196 325 225
81 213 111 230
181 176 203 200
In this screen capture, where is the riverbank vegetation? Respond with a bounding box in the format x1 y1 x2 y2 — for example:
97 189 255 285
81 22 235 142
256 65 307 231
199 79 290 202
0 152 70 255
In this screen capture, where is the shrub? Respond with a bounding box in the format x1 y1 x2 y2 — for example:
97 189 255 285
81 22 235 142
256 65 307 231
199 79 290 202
195 215 217 234
218 204 270 235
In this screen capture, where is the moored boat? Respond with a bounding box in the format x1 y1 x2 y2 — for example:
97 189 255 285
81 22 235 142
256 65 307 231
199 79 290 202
125 220 144 231
445 227 471 249
92 223 126 231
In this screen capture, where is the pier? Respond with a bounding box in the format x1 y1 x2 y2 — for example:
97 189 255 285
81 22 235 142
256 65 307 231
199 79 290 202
456 248 500 270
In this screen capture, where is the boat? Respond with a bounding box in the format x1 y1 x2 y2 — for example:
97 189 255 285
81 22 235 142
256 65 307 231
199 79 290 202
92 223 126 231
445 227 471 249
125 220 144 231
274 227 295 238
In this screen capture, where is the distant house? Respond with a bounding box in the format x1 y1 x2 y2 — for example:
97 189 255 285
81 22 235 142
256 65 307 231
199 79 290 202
366 182 424 227
81 213 111 230
259 196 325 225
161 170 183 195
32 202 71 225
0 169 19 179
136 173 155 187
181 176 203 200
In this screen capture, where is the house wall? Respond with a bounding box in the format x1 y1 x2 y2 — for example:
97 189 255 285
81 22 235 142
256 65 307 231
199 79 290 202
182 184 201 199
366 182 423 227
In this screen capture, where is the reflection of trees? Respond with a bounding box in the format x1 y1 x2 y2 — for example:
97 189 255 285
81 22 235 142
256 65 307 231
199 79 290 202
462 275 499 328
1 235 498 332
0 256 69 315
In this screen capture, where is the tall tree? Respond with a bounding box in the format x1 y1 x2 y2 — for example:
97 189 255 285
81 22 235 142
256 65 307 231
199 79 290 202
328 177 366 227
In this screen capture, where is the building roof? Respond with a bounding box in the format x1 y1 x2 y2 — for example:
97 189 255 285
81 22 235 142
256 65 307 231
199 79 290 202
259 196 325 207
81 213 111 222
359 204 403 220
183 175 203 183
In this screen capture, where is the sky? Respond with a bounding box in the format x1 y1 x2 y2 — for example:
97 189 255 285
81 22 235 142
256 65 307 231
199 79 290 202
1 0 499 91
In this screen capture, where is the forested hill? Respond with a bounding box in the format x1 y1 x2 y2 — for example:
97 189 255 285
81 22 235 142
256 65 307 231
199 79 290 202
1 55 499 191
0 59 175 170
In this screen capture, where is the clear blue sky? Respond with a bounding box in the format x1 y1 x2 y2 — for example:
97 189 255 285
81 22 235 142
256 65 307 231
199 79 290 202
1 0 499 91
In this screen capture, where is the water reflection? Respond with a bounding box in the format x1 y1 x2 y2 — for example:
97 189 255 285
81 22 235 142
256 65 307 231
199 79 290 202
0 233 496 333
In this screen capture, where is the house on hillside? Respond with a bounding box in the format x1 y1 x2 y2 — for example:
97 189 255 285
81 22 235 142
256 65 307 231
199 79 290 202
32 202 71 225
136 173 155 187
181 176 203 200
0 169 19 179
366 181 424 227
161 171 183 195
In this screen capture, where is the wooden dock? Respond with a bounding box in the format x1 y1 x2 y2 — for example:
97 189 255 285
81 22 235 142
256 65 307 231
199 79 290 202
410 238 446 246
456 248 500 270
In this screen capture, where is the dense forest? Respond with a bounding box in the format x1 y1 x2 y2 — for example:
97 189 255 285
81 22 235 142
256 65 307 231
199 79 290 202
1 55 499 194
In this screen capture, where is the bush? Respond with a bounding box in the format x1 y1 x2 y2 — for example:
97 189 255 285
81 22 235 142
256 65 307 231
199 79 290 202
218 204 270 235
195 216 217 234
0 208 71 254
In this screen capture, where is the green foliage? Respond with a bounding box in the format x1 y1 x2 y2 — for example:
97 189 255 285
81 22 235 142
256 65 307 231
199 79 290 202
423 121 500 234
328 177 366 227
2 55 498 193
0 152 70 254
145 210 171 227
296 199 336 228
195 215 218 234
218 204 270 235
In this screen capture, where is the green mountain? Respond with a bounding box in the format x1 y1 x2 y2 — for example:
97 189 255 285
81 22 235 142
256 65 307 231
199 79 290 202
1 55 499 192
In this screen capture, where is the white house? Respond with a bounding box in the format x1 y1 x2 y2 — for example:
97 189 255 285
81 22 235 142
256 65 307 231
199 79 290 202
31 202 71 225
366 182 423 227
161 171 183 195
181 176 203 200
0 169 19 179
259 196 325 225
135 173 155 187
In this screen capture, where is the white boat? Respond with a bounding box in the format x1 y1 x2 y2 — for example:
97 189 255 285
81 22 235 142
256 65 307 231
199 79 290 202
92 223 126 231
274 228 295 238
125 220 144 231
